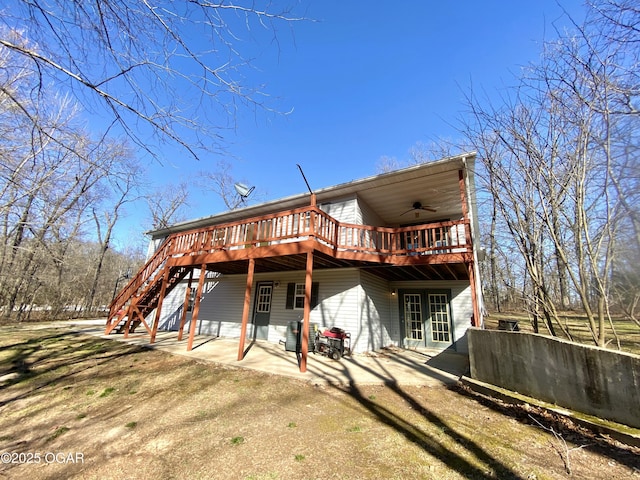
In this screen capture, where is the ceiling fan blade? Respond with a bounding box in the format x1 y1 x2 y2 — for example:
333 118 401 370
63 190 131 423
400 208 415 216
420 206 437 213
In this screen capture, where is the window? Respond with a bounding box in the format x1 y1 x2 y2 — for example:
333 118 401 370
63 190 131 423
286 282 319 310
293 284 305 309
256 284 272 313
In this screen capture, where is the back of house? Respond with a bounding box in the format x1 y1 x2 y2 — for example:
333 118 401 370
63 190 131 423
108 153 484 369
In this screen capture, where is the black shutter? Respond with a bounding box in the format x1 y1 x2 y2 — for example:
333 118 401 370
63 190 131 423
286 283 295 309
311 282 319 309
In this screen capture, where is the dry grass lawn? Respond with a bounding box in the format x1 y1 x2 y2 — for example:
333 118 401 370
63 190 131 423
487 313 640 356
0 323 638 480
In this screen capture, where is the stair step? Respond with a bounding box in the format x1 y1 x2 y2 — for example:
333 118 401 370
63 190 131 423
115 319 142 334
109 255 192 334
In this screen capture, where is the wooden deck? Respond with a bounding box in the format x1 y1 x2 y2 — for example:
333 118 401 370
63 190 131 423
105 203 478 371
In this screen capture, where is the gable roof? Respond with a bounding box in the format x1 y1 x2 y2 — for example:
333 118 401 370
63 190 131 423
149 152 477 239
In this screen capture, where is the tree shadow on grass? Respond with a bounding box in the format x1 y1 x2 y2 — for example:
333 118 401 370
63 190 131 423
328 348 640 478
452 382 640 473
0 328 145 408
305 347 524 478
341 379 525 479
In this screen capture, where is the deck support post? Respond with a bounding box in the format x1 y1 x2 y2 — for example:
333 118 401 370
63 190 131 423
123 303 135 338
458 169 472 244
178 269 194 341
187 264 207 351
238 258 255 360
459 169 481 327
468 261 481 327
300 251 314 373
150 267 171 344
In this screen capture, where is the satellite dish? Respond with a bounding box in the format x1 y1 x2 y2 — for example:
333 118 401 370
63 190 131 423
234 183 255 199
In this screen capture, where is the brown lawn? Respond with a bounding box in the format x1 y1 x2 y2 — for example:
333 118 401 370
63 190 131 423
0 324 638 480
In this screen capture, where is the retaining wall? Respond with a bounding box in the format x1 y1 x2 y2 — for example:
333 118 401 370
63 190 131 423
468 328 640 428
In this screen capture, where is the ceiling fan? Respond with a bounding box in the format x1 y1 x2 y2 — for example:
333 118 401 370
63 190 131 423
400 201 437 216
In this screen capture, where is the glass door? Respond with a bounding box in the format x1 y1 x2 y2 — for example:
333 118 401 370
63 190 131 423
399 289 454 349
426 292 453 348
402 293 424 348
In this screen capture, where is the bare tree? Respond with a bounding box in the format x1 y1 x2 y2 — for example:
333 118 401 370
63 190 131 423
145 182 190 230
0 2 305 320
0 1 306 160
86 145 141 313
375 155 402 174
376 141 462 174
461 92 570 336
0 35 143 319
582 1 640 329
197 158 259 210
458 0 640 346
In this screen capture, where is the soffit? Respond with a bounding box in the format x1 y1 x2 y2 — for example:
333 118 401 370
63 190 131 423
150 153 476 237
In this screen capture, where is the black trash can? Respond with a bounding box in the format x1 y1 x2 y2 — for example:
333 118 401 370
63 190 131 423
285 320 317 352
498 319 520 331
285 321 299 352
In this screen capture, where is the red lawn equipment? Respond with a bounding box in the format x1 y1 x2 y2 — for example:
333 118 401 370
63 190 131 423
313 327 351 361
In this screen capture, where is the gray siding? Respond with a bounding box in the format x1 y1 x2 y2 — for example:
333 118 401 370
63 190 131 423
146 237 166 260
154 283 187 331
159 269 361 347
319 196 358 224
357 195 385 227
357 271 394 352
155 268 473 354
196 276 246 338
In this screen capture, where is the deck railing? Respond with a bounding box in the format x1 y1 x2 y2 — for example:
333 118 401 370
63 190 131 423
109 238 173 319
109 205 471 321
167 205 470 259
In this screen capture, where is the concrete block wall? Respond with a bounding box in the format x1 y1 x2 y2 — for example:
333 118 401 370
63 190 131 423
468 328 640 428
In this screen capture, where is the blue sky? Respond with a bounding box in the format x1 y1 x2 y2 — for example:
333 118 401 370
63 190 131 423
118 0 587 248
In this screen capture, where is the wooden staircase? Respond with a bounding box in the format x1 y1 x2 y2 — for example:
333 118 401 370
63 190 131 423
105 237 190 335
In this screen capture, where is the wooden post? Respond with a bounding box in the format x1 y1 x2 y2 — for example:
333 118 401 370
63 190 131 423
459 169 481 327
187 264 207 351
177 269 194 341
468 261 481 327
300 251 314 373
150 268 171 344
237 258 255 360
458 169 472 246
123 303 134 339
309 206 316 239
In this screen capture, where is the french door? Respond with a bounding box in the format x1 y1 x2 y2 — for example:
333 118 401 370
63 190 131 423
400 289 453 348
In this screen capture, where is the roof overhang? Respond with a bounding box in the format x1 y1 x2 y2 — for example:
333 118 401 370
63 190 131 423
149 152 477 239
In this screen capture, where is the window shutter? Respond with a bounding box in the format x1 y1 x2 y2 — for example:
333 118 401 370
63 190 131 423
311 282 319 309
286 283 295 309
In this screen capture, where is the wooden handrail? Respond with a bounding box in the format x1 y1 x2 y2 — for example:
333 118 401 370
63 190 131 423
163 206 470 259
109 238 173 320
108 205 471 322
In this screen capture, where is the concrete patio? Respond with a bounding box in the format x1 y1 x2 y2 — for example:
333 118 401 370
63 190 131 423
65 319 470 387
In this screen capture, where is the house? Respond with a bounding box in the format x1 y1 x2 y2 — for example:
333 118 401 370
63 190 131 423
106 153 484 372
